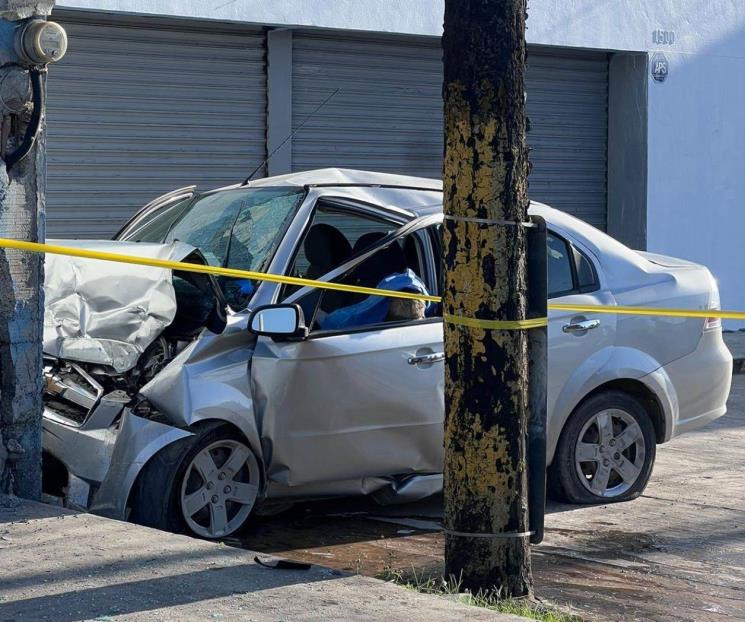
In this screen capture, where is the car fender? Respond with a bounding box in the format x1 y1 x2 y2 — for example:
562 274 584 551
89 409 193 520
548 345 676 463
138 326 266 484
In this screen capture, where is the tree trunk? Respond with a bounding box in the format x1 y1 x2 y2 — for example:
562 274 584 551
442 0 532 596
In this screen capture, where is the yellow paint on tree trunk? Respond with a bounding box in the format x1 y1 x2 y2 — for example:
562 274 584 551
441 4 532 593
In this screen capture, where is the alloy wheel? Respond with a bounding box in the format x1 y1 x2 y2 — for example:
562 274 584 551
574 408 646 497
179 439 259 538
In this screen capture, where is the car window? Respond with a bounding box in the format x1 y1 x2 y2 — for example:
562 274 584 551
117 198 192 242
296 231 436 334
281 204 396 303
127 187 304 309
575 248 598 291
288 206 395 278
547 232 575 297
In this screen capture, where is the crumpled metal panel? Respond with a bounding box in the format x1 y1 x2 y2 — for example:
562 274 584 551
371 474 443 505
250 321 444 489
42 409 119 485
43 240 197 373
139 317 264 469
90 408 193 520
266 477 392 500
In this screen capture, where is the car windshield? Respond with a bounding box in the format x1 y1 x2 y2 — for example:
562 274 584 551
122 186 304 308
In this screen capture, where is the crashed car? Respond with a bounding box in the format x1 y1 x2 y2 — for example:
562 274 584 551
42 168 733 539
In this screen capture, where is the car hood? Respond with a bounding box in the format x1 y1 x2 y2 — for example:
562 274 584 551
43 239 215 373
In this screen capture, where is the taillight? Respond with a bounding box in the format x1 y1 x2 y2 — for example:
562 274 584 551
705 275 721 331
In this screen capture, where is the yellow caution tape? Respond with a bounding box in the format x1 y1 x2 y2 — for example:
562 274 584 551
548 303 745 321
0 238 741 323
0 237 441 303
444 314 548 330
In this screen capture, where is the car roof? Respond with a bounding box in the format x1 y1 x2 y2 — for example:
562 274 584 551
246 167 443 193
239 168 653 287
247 167 584 224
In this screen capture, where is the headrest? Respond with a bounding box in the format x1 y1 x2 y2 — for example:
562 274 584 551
304 223 352 269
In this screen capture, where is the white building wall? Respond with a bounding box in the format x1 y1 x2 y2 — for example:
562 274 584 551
57 0 745 320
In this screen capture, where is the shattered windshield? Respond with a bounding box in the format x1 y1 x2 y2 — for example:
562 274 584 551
125 187 304 308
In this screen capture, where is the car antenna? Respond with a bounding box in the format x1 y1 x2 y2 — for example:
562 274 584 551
243 87 342 184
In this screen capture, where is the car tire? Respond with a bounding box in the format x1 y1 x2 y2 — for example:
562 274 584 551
549 390 656 504
129 423 261 539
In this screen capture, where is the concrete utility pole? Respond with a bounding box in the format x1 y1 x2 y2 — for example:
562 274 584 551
0 0 66 498
442 0 533 596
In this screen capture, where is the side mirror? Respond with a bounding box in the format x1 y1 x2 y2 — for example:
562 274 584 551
248 304 307 339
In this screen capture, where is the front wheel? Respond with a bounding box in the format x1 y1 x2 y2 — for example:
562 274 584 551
130 424 261 539
549 390 656 504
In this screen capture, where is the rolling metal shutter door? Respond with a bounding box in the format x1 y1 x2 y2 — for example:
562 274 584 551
46 15 266 238
527 50 609 230
292 33 608 230
292 33 442 180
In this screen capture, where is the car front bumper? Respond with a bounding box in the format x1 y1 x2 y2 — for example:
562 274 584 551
43 406 192 520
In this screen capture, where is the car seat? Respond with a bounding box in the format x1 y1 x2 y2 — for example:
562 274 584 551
303 223 353 312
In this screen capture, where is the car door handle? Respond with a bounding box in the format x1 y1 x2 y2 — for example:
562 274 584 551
562 319 600 333
408 352 445 365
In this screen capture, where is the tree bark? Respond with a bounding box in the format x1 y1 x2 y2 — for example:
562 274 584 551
442 0 532 596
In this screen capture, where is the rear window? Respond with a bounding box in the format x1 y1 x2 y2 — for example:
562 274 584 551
547 233 574 296
576 250 597 290
547 232 599 297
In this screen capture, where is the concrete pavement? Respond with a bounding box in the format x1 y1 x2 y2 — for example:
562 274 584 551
0 496 525 622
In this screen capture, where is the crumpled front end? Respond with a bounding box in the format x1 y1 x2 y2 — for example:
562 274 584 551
43 402 192 518
41 239 230 517
43 240 199 373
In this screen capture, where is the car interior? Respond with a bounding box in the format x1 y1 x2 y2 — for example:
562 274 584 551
283 203 439 331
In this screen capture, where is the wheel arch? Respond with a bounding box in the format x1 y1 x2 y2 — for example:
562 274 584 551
548 346 678 464
548 381 660 503
570 379 667 444
125 417 266 514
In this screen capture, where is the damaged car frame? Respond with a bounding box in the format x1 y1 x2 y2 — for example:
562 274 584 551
42 169 732 539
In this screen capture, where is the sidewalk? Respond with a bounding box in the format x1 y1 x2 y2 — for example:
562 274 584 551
0 495 521 622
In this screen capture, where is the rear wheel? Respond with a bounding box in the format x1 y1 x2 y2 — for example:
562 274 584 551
130 424 260 538
549 390 656 504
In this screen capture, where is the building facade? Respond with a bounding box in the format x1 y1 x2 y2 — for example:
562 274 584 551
48 1 745 320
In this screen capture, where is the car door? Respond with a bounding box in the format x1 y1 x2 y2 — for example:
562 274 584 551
251 212 444 489
546 231 616 438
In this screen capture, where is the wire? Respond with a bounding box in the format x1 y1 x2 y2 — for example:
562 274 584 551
6 67 45 171
243 88 341 183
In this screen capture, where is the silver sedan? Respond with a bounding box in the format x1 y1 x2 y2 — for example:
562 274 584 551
41 168 732 539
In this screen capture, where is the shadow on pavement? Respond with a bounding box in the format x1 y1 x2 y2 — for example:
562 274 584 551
0 561 334 622
1 544 274 594
0 496 77 524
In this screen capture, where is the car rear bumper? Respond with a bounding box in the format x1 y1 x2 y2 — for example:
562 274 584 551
664 330 733 438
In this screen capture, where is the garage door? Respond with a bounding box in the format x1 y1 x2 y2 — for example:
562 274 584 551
292 33 609 230
46 14 266 238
